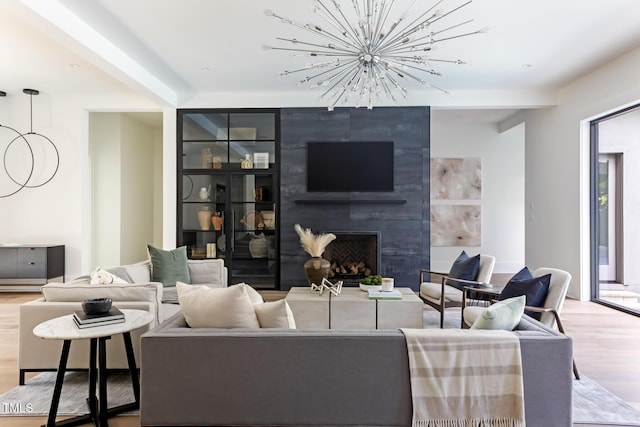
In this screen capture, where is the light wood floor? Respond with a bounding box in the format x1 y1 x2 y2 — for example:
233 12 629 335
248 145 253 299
1 292 639 427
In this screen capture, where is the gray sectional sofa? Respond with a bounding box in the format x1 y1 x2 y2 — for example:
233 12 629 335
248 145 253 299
140 313 573 427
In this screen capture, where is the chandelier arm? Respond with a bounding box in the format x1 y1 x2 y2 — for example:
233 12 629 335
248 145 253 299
293 59 361 85
432 29 487 43
378 0 442 49
325 67 362 110
380 28 481 56
429 19 475 37
377 68 409 99
382 57 442 76
381 1 474 52
314 1 364 50
269 9 361 52
380 20 475 53
322 64 364 103
428 0 473 27
274 37 358 54
370 0 396 51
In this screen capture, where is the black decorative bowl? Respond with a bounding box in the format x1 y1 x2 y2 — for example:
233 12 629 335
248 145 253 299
82 298 113 315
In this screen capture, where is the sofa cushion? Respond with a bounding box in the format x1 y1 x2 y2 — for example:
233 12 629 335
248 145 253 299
41 282 163 323
187 259 226 286
254 300 296 329
240 283 264 304
446 251 480 287
499 273 551 320
122 261 152 283
471 295 525 331
176 282 259 328
147 245 190 287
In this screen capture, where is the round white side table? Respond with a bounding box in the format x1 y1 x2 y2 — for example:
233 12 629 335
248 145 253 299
33 309 153 427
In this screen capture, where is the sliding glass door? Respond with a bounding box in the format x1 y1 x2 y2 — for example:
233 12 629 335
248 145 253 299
591 105 640 315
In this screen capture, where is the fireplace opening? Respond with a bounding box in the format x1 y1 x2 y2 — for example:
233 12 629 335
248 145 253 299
323 232 381 286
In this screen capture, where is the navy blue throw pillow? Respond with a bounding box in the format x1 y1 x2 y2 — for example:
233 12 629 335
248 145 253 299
507 267 533 283
446 251 481 288
498 273 551 320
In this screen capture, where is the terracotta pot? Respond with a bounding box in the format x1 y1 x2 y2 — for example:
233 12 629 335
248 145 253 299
211 213 223 230
303 256 330 286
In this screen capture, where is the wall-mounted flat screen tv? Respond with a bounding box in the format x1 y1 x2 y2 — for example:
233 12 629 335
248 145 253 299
307 141 394 192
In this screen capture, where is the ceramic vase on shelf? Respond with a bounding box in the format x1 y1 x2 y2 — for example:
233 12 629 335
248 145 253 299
249 233 268 258
303 256 331 286
211 212 223 230
197 206 213 230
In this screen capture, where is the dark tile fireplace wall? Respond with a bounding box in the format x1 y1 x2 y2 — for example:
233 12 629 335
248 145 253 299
279 107 430 291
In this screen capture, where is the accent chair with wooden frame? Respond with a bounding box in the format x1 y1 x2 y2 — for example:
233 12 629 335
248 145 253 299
419 254 496 328
462 267 580 379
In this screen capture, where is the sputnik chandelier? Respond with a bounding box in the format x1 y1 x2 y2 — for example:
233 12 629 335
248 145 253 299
265 0 486 110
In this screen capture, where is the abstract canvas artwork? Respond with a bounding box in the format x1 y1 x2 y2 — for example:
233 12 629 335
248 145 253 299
430 158 481 200
430 205 481 247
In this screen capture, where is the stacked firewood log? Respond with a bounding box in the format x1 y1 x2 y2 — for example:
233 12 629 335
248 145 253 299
329 261 372 278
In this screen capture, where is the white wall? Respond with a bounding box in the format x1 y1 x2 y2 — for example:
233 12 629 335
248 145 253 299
520 45 640 300
89 113 122 267
429 115 525 274
90 113 163 268
120 114 161 264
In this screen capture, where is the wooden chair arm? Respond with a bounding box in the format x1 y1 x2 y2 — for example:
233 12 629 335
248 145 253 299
419 269 448 283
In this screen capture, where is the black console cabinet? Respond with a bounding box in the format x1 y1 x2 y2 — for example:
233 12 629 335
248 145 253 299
0 245 65 289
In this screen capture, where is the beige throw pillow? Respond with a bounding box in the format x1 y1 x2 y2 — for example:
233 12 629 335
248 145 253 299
176 282 259 328
254 299 297 329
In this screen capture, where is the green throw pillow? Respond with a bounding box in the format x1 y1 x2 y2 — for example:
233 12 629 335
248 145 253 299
147 245 190 287
471 295 526 331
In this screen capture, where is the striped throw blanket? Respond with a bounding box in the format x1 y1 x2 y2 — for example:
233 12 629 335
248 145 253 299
401 329 525 427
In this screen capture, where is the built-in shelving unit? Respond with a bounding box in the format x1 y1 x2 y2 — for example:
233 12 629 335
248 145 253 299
177 109 280 289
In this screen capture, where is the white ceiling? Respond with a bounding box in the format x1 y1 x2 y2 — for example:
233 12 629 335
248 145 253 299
2 0 640 122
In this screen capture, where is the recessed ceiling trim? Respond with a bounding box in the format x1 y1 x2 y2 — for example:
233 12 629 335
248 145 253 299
18 0 178 106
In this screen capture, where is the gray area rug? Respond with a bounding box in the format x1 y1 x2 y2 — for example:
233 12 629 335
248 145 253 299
573 375 640 425
0 371 137 416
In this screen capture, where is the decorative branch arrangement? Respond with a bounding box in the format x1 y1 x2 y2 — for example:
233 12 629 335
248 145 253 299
294 224 336 257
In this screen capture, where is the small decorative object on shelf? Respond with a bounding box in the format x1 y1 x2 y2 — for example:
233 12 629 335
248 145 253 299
253 152 269 169
191 247 206 259
240 153 253 169
295 224 336 286
254 186 268 202
206 243 216 258
212 156 222 169
211 212 223 230
197 206 213 230
201 148 213 168
240 211 264 230
249 233 268 258
198 185 211 202
311 278 343 296
261 210 275 229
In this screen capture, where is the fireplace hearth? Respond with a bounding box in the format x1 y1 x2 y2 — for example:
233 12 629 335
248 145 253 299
323 232 380 286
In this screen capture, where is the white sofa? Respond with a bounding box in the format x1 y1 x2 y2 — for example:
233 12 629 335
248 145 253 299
18 258 227 384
